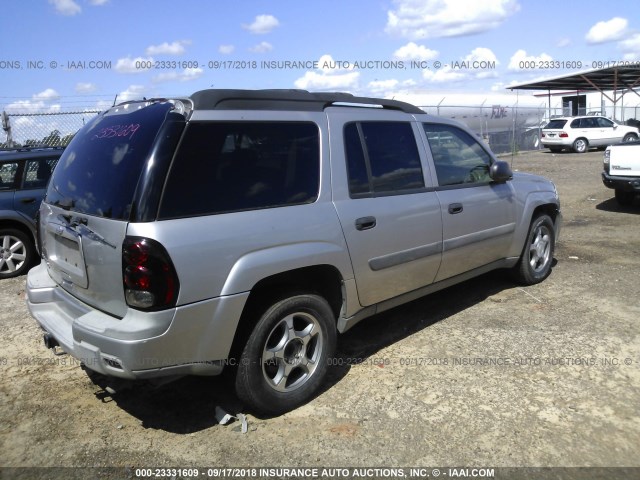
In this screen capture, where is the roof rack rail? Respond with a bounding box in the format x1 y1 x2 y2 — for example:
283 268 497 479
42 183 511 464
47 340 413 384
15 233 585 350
189 89 424 114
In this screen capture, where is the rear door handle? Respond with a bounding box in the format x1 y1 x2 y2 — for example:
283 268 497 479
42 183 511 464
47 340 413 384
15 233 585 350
448 203 463 214
355 216 376 231
20 197 36 204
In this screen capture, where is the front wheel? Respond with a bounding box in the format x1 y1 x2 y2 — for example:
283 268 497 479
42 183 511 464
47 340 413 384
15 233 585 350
623 133 638 143
0 229 35 279
235 294 336 416
512 215 555 285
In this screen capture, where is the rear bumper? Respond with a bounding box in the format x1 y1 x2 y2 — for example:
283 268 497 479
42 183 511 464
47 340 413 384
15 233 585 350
26 262 249 380
601 172 640 192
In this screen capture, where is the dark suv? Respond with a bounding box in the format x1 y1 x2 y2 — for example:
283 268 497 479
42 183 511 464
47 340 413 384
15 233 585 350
0 147 62 278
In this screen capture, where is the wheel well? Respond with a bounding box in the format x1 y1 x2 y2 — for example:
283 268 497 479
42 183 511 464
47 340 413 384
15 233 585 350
532 204 559 224
228 265 344 362
0 220 35 243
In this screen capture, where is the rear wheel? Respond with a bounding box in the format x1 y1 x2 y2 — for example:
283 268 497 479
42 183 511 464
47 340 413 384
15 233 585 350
512 215 555 285
615 189 635 206
0 229 35 279
573 138 588 153
623 133 638 143
235 293 336 416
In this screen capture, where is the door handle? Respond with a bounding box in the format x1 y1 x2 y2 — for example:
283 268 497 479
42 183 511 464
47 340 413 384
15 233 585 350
20 197 36 204
355 216 376 231
448 203 463 214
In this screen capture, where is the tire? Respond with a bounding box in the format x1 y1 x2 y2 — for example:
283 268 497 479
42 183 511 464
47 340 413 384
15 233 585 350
615 189 635 206
572 138 588 153
623 133 638 143
235 293 336 416
549 147 562 153
512 214 555 285
0 229 35 279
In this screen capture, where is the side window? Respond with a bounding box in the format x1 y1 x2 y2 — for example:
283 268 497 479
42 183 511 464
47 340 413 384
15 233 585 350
597 117 614 128
423 123 493 187
159 122 319 218
22 157 59 189
0 162 19 190
344 121 425 197
570 119 582 128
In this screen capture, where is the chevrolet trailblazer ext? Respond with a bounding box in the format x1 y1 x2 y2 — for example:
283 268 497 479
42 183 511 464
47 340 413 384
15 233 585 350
27 90 561 415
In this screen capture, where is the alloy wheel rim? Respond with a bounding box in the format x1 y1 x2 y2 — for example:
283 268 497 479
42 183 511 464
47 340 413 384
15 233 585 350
0 234 27 274
528 224 551 273
261 311 323 393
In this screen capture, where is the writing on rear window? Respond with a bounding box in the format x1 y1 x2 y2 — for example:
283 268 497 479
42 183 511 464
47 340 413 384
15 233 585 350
92 124 140 140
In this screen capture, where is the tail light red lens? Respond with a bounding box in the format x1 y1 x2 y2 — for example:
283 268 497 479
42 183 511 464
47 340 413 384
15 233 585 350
559 132 569 138
122 237 179 310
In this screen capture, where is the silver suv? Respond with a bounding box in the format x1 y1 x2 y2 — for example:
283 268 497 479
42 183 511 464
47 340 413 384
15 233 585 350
27 90 561 415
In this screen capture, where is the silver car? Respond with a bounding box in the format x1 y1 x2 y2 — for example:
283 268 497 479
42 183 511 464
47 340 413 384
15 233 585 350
27 89 561 415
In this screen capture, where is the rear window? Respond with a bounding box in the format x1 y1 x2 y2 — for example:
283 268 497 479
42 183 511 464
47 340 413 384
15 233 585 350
159 122 319 219
544 119 567 129
46 102 172 220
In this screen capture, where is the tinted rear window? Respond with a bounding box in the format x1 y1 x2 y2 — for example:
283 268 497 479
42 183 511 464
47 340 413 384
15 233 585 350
159 122 319 218
545 119 567 129
46 102 172 219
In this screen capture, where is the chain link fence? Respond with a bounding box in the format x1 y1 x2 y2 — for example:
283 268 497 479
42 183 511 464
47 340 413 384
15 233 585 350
1 110 100 148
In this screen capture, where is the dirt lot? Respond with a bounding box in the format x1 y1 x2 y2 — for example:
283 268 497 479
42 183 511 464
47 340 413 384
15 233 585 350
1 149 639 476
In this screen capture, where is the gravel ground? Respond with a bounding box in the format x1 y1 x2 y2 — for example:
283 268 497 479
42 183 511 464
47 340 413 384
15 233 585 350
1 149 639 478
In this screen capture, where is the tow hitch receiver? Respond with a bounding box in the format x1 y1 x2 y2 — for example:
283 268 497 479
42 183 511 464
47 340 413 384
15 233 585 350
43 333 66 356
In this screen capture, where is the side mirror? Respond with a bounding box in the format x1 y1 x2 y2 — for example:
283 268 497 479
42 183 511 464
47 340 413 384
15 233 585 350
490 160 513 183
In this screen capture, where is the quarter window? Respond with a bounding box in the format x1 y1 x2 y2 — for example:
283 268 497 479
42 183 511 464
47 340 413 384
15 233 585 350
159 122 319 218
344 122 424 197
423 123 493 187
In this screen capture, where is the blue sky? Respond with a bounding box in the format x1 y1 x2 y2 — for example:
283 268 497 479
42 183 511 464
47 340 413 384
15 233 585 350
1 0 639 113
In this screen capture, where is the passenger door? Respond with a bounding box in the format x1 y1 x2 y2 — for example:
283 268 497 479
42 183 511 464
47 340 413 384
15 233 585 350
421 122 516 281
329 111 443 307
13 157 58 221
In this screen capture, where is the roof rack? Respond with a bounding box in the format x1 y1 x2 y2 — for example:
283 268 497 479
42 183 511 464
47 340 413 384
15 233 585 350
189 89 424 114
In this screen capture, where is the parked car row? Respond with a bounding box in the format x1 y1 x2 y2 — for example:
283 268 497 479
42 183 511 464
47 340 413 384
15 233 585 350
541 115 639 153
0 147 63 278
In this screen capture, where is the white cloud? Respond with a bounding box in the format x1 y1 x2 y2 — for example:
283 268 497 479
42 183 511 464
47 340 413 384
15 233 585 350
618 33 640 60
152 68 204 83
393 42 439 61
422 66 466 83
219 45 235 55
508 49 553 71
34 88 61 101
249 41 273 53
368 79 400 93
386 0 520 39
49 0 81 15
75 82 97 93
89 0 109 5
294 55 359 90
585 17 628 44
557 37 571 48
116 85 146 103
145 40 191 56
463 47 499 65
242 14 280 34
115 56 154 74
5 89 62 114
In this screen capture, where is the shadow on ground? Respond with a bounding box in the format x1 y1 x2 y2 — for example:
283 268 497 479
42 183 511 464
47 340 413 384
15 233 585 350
84 270 520 432
596 197 640 214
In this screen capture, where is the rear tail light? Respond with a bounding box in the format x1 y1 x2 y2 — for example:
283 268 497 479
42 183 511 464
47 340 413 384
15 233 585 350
559 132 569 138
541 133 546 138
122 237 179 310
604 148 610 173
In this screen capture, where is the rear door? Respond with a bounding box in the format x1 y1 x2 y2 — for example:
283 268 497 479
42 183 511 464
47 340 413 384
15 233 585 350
420 122 516 281
329 110 443 307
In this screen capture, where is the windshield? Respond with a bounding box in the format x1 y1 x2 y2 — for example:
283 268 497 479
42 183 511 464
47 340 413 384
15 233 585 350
46 102 172 220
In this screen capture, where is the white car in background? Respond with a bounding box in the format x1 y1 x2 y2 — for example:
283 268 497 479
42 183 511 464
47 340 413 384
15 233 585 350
541 116 639 153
